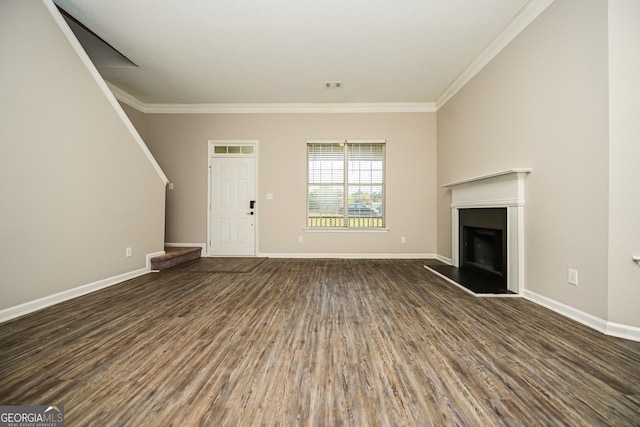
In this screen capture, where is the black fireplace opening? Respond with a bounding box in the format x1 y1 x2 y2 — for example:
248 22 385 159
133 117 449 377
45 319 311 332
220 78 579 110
458 207 508 291
463 226 503 276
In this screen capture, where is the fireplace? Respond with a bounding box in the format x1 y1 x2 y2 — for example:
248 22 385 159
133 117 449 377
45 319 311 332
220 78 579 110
441 169 531 294
459 208 507 289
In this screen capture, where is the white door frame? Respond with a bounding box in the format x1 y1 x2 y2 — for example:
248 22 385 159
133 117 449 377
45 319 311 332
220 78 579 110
207 140 259 257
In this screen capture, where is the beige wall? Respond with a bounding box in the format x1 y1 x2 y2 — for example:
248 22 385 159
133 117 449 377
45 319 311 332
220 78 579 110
143 112 437 255
607 0 640 326
0 0 166 310
437 0 610 317
120 102 146 140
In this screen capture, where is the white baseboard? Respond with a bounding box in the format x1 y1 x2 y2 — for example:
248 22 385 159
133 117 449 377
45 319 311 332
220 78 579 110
0 262 154 324
146 250 165 263
605 322 640 342
259 253 439 259
435 254 453 265
522 289 640 342
522 290 608 333
146 250 165 272
425 265 639 341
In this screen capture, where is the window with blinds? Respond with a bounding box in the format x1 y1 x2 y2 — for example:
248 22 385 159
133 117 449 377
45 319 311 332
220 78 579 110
307 141 385 229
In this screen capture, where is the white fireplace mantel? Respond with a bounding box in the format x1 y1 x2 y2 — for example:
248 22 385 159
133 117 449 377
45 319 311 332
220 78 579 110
444 169 531 294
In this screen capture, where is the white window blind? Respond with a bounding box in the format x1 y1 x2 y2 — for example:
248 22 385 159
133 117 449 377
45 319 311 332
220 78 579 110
307 141 385 229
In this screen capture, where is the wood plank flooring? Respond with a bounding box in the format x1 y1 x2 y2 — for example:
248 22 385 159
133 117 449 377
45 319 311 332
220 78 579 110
1 258 639 426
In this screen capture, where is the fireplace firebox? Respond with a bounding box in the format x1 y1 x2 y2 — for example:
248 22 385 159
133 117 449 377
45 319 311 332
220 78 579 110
459 208 507 289
463 227 503 273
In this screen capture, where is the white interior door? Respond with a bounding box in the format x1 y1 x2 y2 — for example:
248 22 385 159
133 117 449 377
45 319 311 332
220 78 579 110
209 154 256 256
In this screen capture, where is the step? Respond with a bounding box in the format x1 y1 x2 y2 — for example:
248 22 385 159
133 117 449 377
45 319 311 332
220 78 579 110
150 247 202 271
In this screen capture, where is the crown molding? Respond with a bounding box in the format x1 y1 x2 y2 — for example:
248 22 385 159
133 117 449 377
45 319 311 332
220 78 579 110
144 102 436 114
108 90 437 114
106 82 147 112
435 0 557 109
106 83 435 114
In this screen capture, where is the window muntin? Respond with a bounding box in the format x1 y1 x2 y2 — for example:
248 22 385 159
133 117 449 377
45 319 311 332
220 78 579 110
307 141 385 229
213 145 254 154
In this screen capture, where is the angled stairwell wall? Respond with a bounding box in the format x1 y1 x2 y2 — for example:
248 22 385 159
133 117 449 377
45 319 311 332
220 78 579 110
0 0 168 320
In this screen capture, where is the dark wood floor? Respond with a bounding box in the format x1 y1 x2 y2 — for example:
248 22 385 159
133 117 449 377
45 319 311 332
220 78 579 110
1 258 639 426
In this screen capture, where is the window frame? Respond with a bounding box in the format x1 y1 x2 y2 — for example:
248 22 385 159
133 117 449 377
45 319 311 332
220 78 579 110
306 140 387 231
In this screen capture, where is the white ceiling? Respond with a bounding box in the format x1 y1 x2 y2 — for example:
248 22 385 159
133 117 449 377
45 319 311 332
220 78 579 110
54 0 546 107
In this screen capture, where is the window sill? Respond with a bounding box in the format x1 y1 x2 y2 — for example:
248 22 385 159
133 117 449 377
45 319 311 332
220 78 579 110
304 228 389 233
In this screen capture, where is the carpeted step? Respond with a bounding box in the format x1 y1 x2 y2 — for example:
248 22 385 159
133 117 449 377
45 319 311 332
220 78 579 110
150 247 202 271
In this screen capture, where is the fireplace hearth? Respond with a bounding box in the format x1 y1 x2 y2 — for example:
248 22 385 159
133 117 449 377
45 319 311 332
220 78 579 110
428 208 510 294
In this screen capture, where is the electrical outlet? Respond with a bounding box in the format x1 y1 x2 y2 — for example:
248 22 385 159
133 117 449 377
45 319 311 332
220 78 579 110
568 268 578 285
401 236 407 244
298 236 303 243
126 247 132 258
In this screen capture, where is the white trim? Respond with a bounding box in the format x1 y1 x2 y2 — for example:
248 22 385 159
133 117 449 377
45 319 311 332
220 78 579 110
146 250 166 266
304 228 390 233
450 199 526 209
435 254 453 265
422 273 639 341
259 253 437 259
606 322 640 342
436 0 556 109
146 102 436 114
42 0 168 185
0 265 151 324
146 250 165 272
107 82 147 112
307 139 387 147
522 289 609 334
107 88 436 114
443 168 533 188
